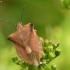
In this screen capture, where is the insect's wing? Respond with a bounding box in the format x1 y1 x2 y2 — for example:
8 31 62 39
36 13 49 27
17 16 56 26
30 29 42 60
13 42 33 64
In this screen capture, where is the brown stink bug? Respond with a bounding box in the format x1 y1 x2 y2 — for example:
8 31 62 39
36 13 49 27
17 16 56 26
6 7 42 66
8 22 42 66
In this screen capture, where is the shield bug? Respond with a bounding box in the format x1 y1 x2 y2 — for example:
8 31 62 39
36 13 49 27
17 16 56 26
8 22 42 66
1 7 42 66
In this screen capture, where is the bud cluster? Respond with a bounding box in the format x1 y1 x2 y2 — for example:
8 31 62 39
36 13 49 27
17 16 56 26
40 38 61 64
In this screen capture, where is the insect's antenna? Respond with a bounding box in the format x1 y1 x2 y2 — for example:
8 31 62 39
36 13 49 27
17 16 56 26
0 19 16 26
20 4 26 23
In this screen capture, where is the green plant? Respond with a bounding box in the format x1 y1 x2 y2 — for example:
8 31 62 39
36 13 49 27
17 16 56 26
60 0 70 9
12 37 61 70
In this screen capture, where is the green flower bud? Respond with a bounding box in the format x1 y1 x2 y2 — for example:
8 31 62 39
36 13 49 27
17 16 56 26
40 37 44 42
51 64 56 70
46 59 50 64
44 39 49 47
43 59 47 64
40 37 44 46
52 41 59 50
42 51 47 58
55 49 61 57
60 0 68 9
60 0 70 9
46 45 53 53
48 52 55 60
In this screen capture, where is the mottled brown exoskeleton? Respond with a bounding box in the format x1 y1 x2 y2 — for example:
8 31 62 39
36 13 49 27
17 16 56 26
8 22 42 66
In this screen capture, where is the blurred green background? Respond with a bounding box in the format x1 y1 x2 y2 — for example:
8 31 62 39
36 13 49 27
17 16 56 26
0 0 70 70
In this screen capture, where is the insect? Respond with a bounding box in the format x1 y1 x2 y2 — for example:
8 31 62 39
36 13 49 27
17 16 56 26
8 22 42 66
1 7 42 66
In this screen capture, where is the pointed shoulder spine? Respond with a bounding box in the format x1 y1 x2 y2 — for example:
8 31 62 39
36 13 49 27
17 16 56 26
30 23 34 32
